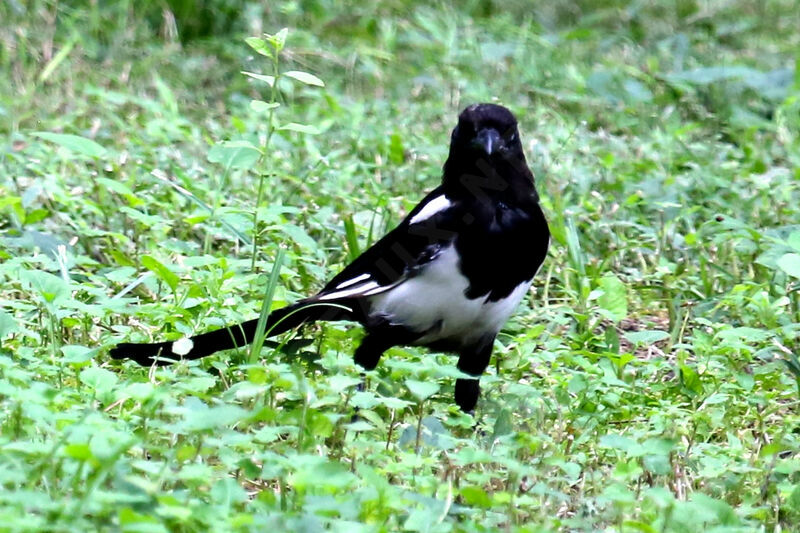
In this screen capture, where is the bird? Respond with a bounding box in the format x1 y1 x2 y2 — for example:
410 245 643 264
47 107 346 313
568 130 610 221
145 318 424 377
110 103 550 412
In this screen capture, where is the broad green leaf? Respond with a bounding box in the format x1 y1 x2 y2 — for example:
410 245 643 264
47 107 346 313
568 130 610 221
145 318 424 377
280 224 316 250
80 367 118 393
118 507 165 530
89 433 120 461
61 344 94 364
283 70 325 87
777 253 800 279
568 374 587 394
639 439 675 458
278 122 320 135
600 433 639 454
32 132 106 158
141 255 180 291
122 382 156 401
210 477 248 505
398 416 452 449
605 326 620 353
182 405 248 431
95 177 135 197
460 486 491 508
736 372 755 391
0 310 19 337
309 411 335 438
642 454 671 475
64 443 93 461
207 140 261 171
249 100 280 112
219 139 262 153
679 364 703 395
290 457 355 492
597 273 627 322
623 78 653 102
327 375 362 393
241 71 275 86
759 442 783 457
404 507 442 532
492 407 513 438
688 493 737 525
786 231 800 252
624 330 670 344
0 194 22 210
421 416 451 448
405 379 439 401
377 396 412 409
667 66 762 85
388 132 404 164
351 391 380 409
716 327 770 342
267 28 288 51
343 420 374 432
704 392 729 405
20 269 70 304
788 484 800 512
245 37 272 58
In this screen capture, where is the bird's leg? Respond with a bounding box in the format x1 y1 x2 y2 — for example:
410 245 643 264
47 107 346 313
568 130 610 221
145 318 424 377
354 321 418 370
352 324 418 395
353 333 391 372
454 336 495 413
349 327 413 421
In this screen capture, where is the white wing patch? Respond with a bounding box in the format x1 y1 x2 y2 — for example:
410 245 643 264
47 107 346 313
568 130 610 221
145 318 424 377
409 195 451 225
318 194 452 304
317 280 382 301
335 272 371 289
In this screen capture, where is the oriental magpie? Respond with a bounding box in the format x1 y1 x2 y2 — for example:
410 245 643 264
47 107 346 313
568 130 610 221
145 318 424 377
110 103 550 412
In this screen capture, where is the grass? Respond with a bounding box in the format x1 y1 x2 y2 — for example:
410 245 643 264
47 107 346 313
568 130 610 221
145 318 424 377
2 0 800 530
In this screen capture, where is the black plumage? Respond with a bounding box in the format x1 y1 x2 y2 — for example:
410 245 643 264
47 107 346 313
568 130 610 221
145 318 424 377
110 103 550 412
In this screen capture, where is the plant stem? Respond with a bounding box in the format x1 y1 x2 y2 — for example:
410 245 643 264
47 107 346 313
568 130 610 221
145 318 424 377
250 44 282 272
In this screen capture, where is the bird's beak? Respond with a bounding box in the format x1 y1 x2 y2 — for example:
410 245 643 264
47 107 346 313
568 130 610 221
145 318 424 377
474 128 502 155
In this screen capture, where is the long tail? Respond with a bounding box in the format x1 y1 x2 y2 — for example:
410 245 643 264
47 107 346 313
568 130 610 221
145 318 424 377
109 298 355 366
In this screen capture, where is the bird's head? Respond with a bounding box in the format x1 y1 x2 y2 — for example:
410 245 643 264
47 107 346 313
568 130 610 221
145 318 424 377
443 103 535 201
450 103 523 160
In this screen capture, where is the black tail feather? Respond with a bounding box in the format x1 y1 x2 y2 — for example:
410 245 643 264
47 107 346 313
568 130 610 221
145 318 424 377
109 298 355 366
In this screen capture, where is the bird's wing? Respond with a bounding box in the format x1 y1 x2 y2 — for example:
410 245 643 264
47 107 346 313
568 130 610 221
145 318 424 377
316 186 461 301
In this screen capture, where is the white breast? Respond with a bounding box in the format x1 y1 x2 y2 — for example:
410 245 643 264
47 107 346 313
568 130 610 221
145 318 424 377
368 245 531 346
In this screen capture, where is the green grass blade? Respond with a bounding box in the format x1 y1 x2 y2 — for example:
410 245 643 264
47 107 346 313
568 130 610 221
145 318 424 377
249 248 285 364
